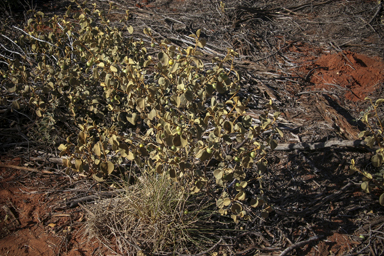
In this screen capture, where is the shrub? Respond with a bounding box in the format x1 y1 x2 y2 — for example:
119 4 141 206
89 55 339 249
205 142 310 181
350 97 384 205
0 0 282 223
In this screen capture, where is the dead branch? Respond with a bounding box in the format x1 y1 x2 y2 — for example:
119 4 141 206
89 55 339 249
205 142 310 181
278 235 323 256
0 163 54 174
274 139 371 151
66 189 126 208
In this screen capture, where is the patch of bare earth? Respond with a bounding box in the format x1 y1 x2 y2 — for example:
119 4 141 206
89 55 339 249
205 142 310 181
0 157 106 255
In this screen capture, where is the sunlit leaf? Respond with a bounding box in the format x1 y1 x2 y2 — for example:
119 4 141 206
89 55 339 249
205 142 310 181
127 25 133 34
380 193 384 206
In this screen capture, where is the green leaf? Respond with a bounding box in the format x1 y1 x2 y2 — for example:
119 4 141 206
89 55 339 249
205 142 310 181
213 169 224 180
195 178 206 191
375 99 384 106
170 62 179 73
148 108 157 120
7 85 17 93
359 130 371 138
143 27 151 35
231 203 242 214
222 198 231 207
372 154 383 168
136 98 145 112
239 181 247 188
216 82 226 94
138 147 148 156
223 121 233 133
127 25 133 34
119 143 129 157
173 135 181 147
250 198 264 208
126 113 138 125
257 160 267 172
196 29 201 38
107 161 114 174
361 181 370 193
276 127 284 138
69 77 79 86
186 46 194 55
176 96 181 108
195 148 205 159
126 151 135 161
35 108 42 117
269 138 278 150
158 77 166 85
235 191 246 201
191 57 204 68
364 136 375 148
184 90 194 101
58 144 67 151
156 163 163 174
265 206 274 213
180 134 188 147
62 158 70 167
93 143 101 157
36 11 44 17
75 159 82 171
158 51 169 66
92 173 105 182
170 168 177 179
216 198 228 209
105 73 112 86
262 119 272 130
179 162 190 172
197 39 206 48
110 65 118 72
379 193 384 206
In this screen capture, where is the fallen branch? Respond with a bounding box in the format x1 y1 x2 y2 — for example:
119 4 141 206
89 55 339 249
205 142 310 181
274 139 372 151
66 189 126 208
0 163 54 174
279 235 323 256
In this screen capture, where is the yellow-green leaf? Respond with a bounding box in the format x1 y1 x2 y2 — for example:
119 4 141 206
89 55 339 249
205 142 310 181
93 143 101 157
110 65 118 72
223 198 231 206
379 193 384 206
58 144 67 151
126 151 135 161
107 161 114 174
231 203 242 214
235 191 246 201
250 198 264 208
127 25 133 34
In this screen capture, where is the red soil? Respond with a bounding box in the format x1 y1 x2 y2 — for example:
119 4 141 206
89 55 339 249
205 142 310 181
288 42 384 102
0 157 103 256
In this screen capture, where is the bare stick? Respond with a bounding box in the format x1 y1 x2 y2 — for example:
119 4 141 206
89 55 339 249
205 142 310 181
12 25 57 48
0 163 54 174
368 2 383 24
1 34 28 57
274 139 372 151
279 235 322 256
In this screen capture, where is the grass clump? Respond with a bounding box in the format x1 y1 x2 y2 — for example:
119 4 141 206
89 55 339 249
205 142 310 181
82 172 221 255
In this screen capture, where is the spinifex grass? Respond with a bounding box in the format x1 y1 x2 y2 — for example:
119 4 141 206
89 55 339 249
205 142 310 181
82 172 221 254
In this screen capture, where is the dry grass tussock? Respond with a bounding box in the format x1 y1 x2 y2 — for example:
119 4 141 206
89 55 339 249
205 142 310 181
82 172 223 255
